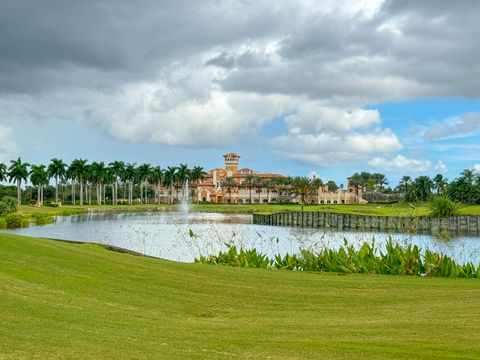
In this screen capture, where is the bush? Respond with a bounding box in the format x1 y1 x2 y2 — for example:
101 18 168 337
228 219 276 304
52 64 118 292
31 213 55 225
197 238 480 278
0 196 17 216
429 195 458 218
5 214 29 229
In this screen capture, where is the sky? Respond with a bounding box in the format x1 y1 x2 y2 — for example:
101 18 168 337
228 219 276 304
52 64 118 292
1 0 480 187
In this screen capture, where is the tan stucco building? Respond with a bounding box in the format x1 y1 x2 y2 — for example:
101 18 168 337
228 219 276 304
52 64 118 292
162 153 366 205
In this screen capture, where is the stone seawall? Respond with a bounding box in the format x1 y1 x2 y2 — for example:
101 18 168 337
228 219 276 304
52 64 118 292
253 212 480 233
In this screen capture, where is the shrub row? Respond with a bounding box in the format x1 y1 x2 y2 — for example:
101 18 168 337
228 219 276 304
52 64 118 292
197 239 480 278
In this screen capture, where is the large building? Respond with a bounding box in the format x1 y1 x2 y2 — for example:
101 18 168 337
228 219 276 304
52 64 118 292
165 153 366 205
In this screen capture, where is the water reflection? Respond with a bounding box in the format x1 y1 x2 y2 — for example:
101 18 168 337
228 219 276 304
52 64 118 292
4 212 480 264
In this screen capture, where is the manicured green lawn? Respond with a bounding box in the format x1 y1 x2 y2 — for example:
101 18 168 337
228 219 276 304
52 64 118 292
1 233 479 359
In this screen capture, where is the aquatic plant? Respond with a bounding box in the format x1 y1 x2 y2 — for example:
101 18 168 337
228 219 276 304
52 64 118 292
197 238 480 279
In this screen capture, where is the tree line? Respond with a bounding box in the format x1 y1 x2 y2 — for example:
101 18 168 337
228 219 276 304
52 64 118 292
349 170 480 204
0 158 206 205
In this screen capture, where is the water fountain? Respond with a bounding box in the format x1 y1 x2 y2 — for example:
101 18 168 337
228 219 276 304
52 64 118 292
181 180 190 213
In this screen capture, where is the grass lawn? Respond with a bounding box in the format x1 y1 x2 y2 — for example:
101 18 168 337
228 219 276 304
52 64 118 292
18 202 480 217
1 233 479 359
16 202 436 217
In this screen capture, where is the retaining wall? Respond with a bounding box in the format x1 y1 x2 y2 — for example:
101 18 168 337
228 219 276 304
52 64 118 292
252 212 480 233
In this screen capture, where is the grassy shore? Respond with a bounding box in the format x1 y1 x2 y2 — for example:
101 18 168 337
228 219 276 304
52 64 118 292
14 202 480 218
0 233 479 359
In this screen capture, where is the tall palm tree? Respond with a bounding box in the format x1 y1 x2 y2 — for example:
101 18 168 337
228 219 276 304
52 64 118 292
47 158 67 204
90 162 107 205
291 177 314 211
148 166 164 204
190 166 205 184
400 175 412 193
253 177 263 204
8 157 30 204
433 174 448 195
220 177 237 203
30 164 49 206
244 174 255 204
176 164 191 202
0 163 7 183
163 166 177 204
124 163 137 205
461 169 475 186
69 159 88 205
136 163 152 204
108 161 125 205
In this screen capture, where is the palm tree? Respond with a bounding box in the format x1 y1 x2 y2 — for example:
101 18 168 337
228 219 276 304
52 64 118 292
149 166 164 204
136 164 152 204
109 161 125 205
29 165 49 206
176 164 191 202
47 158 67 204
253 177 264 204
400 176 412 193
0 163 7 183
461 169 475 186
69 159 88 205
220 177 237 203
8 158 30 204
124 163 137 205
190 166 205 184
433 174 448 194
413 176 434 202
90 162 107 205
291 177 314 211
244 174 255 204
163 166 177 204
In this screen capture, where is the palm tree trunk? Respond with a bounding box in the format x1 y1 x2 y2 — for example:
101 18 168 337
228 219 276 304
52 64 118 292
17 180 21 205
80 179 84 206
55 177 59 203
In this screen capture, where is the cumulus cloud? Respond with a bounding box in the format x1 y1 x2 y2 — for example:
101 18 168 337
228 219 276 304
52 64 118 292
0 125 18 162
1 0 480 164
368 155 432 172
473 164 480 173
435 160 448 173
424 113 480 140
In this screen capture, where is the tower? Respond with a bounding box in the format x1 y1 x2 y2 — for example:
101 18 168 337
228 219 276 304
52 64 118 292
223 153 240 176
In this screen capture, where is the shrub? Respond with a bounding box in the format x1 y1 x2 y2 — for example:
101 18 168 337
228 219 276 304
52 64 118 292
197 239 480 279
0 196 17 216
31 213 55 225
429 195 458 218
5 214 29 229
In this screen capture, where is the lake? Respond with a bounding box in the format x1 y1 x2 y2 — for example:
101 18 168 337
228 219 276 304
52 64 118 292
5 212 480 264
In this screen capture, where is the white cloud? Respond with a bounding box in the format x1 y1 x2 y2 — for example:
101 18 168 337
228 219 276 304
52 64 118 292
473 163 480 173
271 128 401 166
368 155 431 172
434 160 448 173
285 107 380 134
0 125 18 163
424 113 480 140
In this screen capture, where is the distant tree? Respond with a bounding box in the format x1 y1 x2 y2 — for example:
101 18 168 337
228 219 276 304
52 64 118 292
30 164 49 206
163 166 177 204
0 163 7 183
326 180 338 192
412 176 434 202
433 174 448 195
244 175 255 204
399 176 412 193
8 157 30 204
461 169 475 186
291 177 314 211
149 166 164 204
48 158 67 204
220 177 237 203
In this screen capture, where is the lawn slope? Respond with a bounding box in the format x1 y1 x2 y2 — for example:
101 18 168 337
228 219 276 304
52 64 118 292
1 233 479 359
